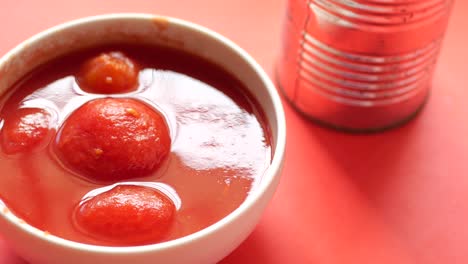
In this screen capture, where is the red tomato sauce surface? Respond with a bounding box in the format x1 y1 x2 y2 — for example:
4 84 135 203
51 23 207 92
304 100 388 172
0 45 272 246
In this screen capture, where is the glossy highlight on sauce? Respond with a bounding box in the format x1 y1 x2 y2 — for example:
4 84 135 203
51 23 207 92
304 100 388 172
0 44 272 246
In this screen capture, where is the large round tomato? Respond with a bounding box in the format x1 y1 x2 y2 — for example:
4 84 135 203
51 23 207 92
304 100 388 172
55 98 171 182
74 185 176 245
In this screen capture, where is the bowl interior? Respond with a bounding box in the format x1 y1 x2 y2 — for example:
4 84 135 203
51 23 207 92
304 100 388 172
0 14 285 256
0 14 280 146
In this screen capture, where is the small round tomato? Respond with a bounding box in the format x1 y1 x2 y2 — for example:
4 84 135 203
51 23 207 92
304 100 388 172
77 52 139 94
55 98 171 182
0 108 52 155
74 185 176 245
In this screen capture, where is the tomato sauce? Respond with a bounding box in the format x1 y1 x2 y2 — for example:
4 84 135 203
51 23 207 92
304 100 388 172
0 45 272 246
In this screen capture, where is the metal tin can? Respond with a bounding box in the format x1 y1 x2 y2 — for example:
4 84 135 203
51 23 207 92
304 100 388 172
277 0 454 131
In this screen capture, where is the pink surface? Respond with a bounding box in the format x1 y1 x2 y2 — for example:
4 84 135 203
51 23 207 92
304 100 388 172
1 0 468 263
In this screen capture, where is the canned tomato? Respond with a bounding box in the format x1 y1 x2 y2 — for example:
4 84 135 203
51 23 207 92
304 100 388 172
277 0 454 131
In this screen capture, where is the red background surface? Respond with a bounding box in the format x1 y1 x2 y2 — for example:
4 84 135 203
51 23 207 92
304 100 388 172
1 1 467 263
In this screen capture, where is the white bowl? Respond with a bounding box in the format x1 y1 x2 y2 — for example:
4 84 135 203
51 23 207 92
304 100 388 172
0 14 286 264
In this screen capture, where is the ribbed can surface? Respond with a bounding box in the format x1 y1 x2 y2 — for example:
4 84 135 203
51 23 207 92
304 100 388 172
277 0 454 131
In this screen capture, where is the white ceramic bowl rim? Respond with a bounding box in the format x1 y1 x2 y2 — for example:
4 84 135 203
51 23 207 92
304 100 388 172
0 13 286 254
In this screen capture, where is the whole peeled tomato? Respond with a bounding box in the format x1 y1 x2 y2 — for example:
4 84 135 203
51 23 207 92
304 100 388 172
0 108 52 155
77 52 139 94
55 98 171 182
74 184 176 245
